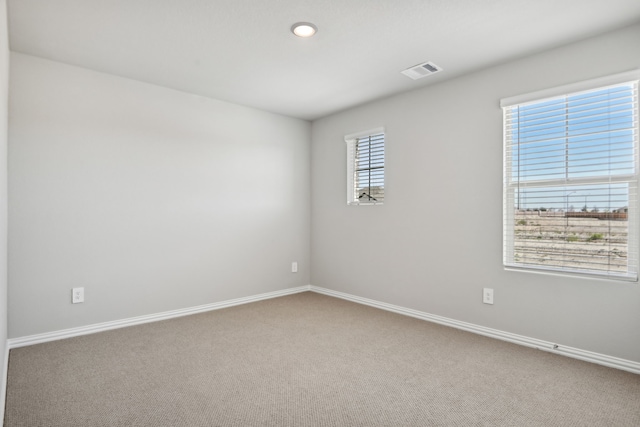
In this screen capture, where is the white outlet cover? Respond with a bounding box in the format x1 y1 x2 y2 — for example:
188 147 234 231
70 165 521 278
483 288 494 305
72 287 85 304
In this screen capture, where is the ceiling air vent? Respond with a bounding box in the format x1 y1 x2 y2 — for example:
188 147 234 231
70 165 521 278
401 61 442 80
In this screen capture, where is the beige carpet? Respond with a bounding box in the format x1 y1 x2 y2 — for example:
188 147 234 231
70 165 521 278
4 292 640 426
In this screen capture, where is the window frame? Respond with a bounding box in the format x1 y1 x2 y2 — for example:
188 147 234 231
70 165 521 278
345 127 385 206
501 71 640 281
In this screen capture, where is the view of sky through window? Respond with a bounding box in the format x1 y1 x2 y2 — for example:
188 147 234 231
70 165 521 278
503 80 638 278
507 84 635 212
355 133 384 203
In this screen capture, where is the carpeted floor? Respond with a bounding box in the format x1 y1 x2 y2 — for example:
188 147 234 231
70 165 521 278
4 291 640 426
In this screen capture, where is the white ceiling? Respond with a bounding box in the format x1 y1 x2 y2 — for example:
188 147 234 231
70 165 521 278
7 0 640 121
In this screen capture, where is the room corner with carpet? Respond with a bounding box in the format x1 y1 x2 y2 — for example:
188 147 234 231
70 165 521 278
1 1 640 426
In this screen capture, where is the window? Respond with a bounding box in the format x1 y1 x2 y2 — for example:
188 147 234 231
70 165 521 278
502 72 639 280
346 128 385 205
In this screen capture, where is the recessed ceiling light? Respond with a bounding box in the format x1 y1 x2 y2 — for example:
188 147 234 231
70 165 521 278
291 22 317 38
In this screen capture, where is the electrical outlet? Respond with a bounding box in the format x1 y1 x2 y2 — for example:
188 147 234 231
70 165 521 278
291 262 298 273
72 287 84 304
483 288 494 305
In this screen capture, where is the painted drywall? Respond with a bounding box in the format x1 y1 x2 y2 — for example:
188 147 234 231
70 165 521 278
0 0 8 410
8 53 310 337
311 23 640 363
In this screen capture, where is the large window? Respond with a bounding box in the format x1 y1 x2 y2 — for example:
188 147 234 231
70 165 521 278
502 72 639 280
346 128 385 205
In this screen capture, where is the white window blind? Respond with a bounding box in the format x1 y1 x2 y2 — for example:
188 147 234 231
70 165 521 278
503 77 639 280
346 129 385 205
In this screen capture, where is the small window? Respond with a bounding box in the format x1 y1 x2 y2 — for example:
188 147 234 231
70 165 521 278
345 128 385 205
502 72 639 280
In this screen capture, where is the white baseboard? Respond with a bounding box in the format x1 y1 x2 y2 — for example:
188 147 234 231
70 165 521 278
8 285 311 349
6 284 639 375
309 285 640 375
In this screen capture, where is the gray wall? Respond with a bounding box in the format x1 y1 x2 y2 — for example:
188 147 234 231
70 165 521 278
8 53 310 338
0 0 8 400
311 23 640 363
